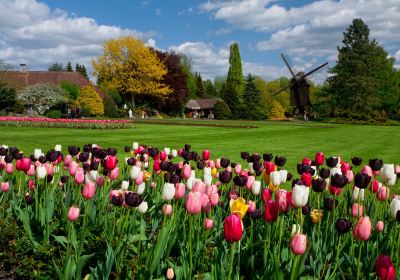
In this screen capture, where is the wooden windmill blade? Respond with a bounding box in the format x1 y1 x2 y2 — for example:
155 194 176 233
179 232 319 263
280 53 296 78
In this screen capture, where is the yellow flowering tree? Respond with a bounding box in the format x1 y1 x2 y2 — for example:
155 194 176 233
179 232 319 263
92 36 171 110
77 85 104 116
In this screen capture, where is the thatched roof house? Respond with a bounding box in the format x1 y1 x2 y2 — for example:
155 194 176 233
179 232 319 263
185 99 219 110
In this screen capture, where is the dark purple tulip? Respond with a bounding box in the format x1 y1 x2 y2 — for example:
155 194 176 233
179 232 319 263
312 178 326 192
46 175 53 183
124 146 131 153
233 175 247 187
184 144 191 152
326 157 338 168
354 173 371 189
219 170 232 184
38 156 47 164
263 153 273 162
220 158 230 168
319 168 330 179
68 146 80 156
125 192 143 207
251 209 262 219
253 161 262 173
60 175 68 184
79 152 90 163
396 211 400 223
302 205 311 215
0 147 8 156
336 218 352 233
14 152 23 160
324 198 335 211
297 163 311 175
286 173 293 181
351 157 362 166
25 194 34 205
4 154 13 163
160 161 169 171
8 147 19 156
29 154 36 161
251 154 261 162
90 160 99 170
274 156 287 167
83 144 92 153
292 178 303 187
369 159 383 171
331 173 346 188
112 195 124 206
241 152 249 160
107 148 117 156
197 160 205 170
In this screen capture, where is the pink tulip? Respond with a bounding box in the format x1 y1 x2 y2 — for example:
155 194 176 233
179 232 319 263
6 163 14 174
182 164 192 179
353 216 372 241
46 163 54 176
204 218 214 230
67 206 80 222
377 186 390 201
64 155 72 167
69 161 78 176
248 200 256 213
361 165 373 177
109 167 119 180
340 161 351 174
246 175 255 190
96 175 105 187
352 203 364 218
109 189 120 201
375 221 384 232
150 182 156 189
135 171 144 185
234 164 242 174
229 189 238 200
202 149 210 161
346 170 354 183
162 204 173 216
276 189 290 213
290 233 307 255
186 191 202 214
74 168 85 184
396 165 400 174
175 183 186 199
20 157 31 172
135 160 142 168
1 182 10 192
210 193 219 206
208 160 215 168
201 193 211 213
193 180 206 193
215 158 221 169
27 164 35 176
177 161 183 169
82 181 96 200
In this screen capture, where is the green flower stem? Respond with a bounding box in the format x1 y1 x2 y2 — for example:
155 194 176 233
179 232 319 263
228 242 236 280
356 242 362 280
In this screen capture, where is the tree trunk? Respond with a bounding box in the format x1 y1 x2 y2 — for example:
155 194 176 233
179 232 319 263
131 95 135 112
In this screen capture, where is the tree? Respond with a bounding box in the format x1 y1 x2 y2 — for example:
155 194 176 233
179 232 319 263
92 36 171 110
269 100 285 119
66 62 73 72
103 94 119 118
224 42 244 119
181 55 197 99
17 84 67 114
0 59 14 71
195 73 206 98
242 74 262 120
204 79 216 97
0 80 16 112
48 63 64 72
76 64 88 79
77 85 104 116
327 18 399 119
61 82 80 100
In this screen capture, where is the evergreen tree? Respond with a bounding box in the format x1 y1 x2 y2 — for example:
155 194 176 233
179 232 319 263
224 42 244 119
195 73 206 98
204 79 216 97
242 74 261 120
76 64 88 79
327 18 399 119
48 63 64 72
66 62 73 72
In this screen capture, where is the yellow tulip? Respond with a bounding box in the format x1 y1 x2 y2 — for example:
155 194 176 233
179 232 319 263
211 167 217 176
229 197 249 220
311 210 324 223
143 170 152 182
268 183 279 192
262 171 270 184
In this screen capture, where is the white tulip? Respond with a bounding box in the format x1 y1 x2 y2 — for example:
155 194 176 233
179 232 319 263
54 165 60 174
352 187 365 202
388 174 396 187
248 162 254 174
330 167 342 176
164 147 171 155
144 162 149 169
121 180 130 190
335 157 341 168
1 145 8 149
279 170 288 184
204 167 211 176
204 175 212 186
34 149 42 160
190 170 196 180
135 182 146 194
133 142 139 149
390 197 400 219
381 164 394 180
54 144 62 152
36 166 47 179
137 201 148 214
252 180 261 195
163 183 175 201
92 144 98 148
292 184 309 208
130 166 141 180
187 178 195 190
85 171 98 183
291 224 301 236
270 171 281 186
171 149 178 157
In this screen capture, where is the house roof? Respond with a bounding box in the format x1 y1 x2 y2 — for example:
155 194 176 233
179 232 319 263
0 71 104 98
186 99 219 110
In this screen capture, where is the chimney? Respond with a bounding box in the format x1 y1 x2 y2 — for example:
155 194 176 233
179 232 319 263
20 63 27 73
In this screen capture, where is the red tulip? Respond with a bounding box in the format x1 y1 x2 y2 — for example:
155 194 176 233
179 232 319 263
264 200 278 222
177 148 183 157
202 149 210 161
67 206 80 222
159 151 167 161
224 214 243 242
329 185 342 196
290 233 307 255
105 155 117 170
353 216 372 241
264 161 275 175
302 157 312 166
340 161 351 174
301 173 312 187
372 180 380 193
153 159 161 172
82 181 96 200
374 255 396 280
315 152 324 166
185 191 202 214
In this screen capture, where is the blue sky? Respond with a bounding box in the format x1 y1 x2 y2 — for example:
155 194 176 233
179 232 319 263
0 0 399 83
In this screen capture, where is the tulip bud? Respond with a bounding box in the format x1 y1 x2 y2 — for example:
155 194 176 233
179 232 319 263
137 201 148 214
375 221 384 233
166 268 175 280
82 182 96 200
353 216 372 241
162 204 173 216
290 233 307 255
204 218 214 230
68 206 80 222
251 180 261 195
1 182 10 192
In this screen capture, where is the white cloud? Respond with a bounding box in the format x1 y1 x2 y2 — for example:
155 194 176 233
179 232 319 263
155 8 162 16
0 0 155 74
200 0 400 64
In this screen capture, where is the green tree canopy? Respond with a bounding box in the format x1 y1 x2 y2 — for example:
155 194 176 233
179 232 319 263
0 80 16 112
242 74 262 120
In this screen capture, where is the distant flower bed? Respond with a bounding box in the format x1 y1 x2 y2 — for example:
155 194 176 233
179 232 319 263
0 116 133 129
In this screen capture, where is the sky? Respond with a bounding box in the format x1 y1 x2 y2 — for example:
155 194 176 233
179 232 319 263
0 0 399 84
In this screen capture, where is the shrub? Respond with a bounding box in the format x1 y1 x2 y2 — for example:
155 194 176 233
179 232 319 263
17 83 67 115
269 100 285 119
0 80 16 112
213 100 232 120
77 85 104 116
60 82 79 100
46 109 62 119
103 94 119 118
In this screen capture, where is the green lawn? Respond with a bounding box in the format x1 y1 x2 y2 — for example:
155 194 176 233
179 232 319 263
1 120 399 171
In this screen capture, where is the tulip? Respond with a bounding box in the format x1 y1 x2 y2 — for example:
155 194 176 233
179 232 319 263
230 198 249 219
34 148 42 160
246 175 255 190
340 161 351 174
351 203 363 218
210 192 219 206
27 164 35 176
264 161 275 175
171 149 177 158
54 144 62 152
137 201 148 214
361 165 373 177
121 180 130 190
162 204 173 216
292 184 309 208
204 174 212 186
311 210 323 223
352 187 365 202
369 159 383 172
301 173 312 187
315 152 324 166
175 183 186 199
353 216 372 241
248 200 256 213
109 167 119 180
204 218 214 230
224 214 243 242
74 168 85 184
135 171 144 185
163 183 176 201
135 182 145 195
381 164 395 181
279 170 288 184
201 193 211 213
290 233 307 255
270 171 281 186
276 189 290 212
182 164 192 179
264 200 278 222
374 255 396 280
375 221 384 233
202 149 210 161
1 182 10 192
185 191 202 214
252 180 261 195
96 176 105 187
67 206 80 222
166 268 175 280
5 163 13 174
389 197 400 219
125 192 143 207
36 165 47 179
133 142 139 150
82 181 96 199
159 151 167 161
193 180 206 193
302 157 312 166
377 186 390 201
336 218 352 233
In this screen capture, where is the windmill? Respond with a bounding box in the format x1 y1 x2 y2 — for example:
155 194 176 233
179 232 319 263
273 53 328 117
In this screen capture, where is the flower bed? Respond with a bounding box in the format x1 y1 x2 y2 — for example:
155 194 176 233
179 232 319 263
0 143 399 279
0 116 133 129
